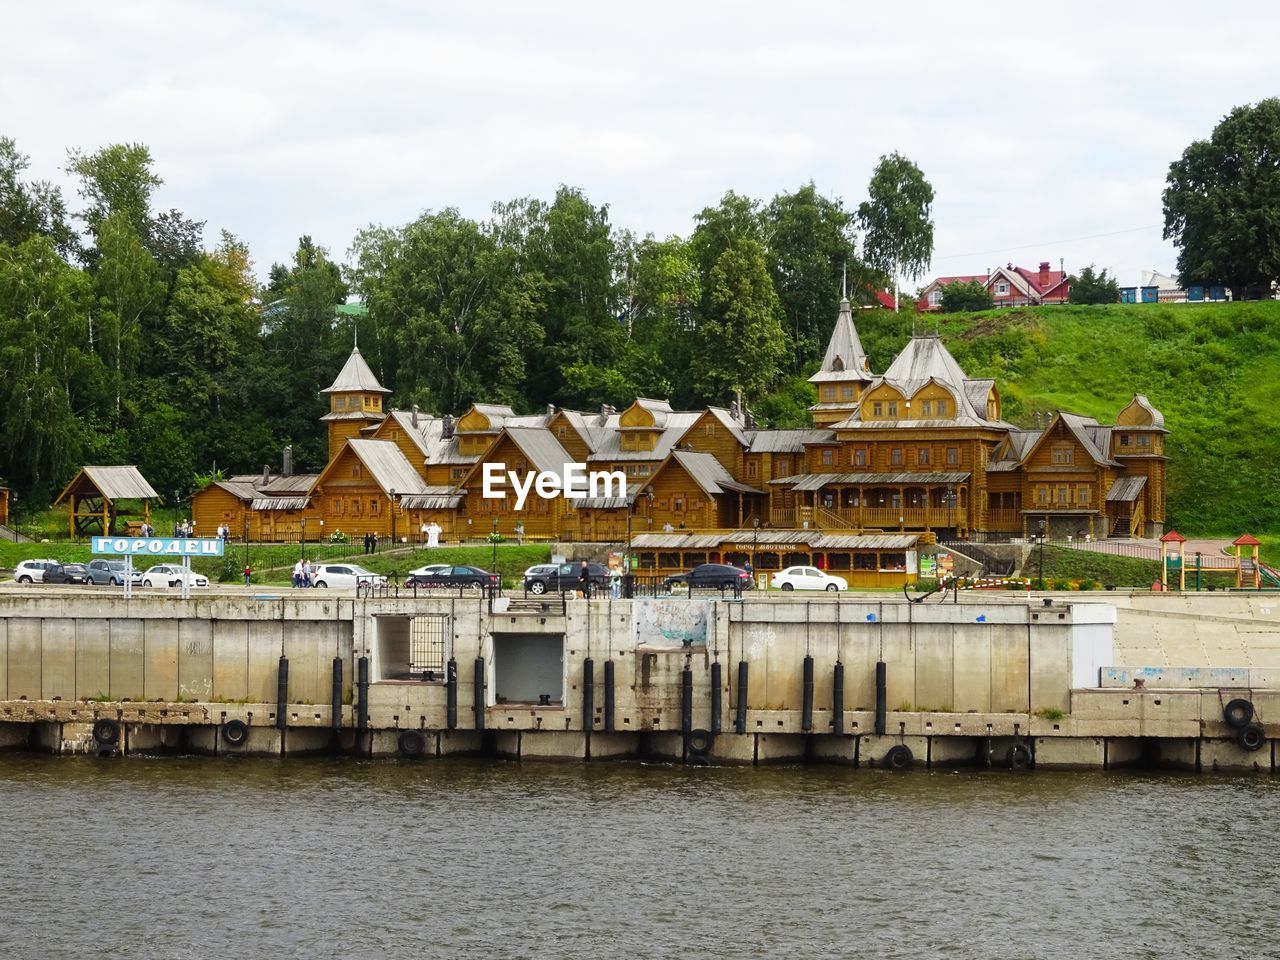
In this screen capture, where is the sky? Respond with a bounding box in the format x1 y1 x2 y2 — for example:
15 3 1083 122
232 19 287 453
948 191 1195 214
5 1 1278 289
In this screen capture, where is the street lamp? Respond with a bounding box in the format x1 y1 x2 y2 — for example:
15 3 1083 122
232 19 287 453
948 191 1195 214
242 515 249 571
389 488 397 548
752 516 761 580
947 484 955 533
491 516 499 571
300 517 306 562
1037 519 1046 589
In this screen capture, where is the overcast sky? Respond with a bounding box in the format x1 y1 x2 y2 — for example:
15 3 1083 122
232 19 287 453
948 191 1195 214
5 1 1277 288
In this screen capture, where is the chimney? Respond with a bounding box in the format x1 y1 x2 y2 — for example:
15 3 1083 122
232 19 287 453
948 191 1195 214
262 464 270 485
729 399 741 421
411 404 419 429
442 414 455 439
600 403 609 419
1039 261 1051 287
744 409 757 431
282 445 293 477
546 403 555 416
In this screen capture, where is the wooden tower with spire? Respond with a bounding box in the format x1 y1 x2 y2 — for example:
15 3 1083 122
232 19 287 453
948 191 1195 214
321 346 391 461
808 281 874 426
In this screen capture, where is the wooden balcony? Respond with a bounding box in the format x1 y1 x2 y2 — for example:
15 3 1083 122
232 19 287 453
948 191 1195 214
769 505 968 530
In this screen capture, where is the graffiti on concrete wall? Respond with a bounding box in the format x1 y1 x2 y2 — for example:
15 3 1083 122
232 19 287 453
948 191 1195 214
633 599 711 648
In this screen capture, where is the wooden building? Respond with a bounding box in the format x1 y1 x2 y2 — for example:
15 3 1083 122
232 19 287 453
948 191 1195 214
54 466 158 538
216 298 1167 544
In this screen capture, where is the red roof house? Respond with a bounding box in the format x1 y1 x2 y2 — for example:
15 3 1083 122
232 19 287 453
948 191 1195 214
917 261 1070 311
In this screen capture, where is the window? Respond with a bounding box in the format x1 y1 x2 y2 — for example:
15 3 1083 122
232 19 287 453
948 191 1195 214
1057 487 1069 504
747 460 758 478
996 281 1009 296
854 449 867 467
352 498 363 515
674 497 685 512
921 399 932 416
331 498 343 515
928 289 942 306
334 397 346 411
917 447 931 466
840 385 854 400
776 457 791 477
936 399 947 416
1036 487 1049 504
1078 487 1091 504
1120 435 1131 447
1138 434 1150 447
1052 446 1074 465
351 464 361 478
946 446 959 466
705 422 717 434
451 467 467 480
821 387 835 401
891 447 903 466
821 449 835 466
371 499 381 514
872 401 883 417
557 425 567 438
887 401 899 417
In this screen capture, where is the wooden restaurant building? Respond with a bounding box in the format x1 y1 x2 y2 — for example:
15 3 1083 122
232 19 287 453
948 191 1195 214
192 295 1167 580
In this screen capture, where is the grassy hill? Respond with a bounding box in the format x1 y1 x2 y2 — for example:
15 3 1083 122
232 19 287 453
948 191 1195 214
850 300 1280 536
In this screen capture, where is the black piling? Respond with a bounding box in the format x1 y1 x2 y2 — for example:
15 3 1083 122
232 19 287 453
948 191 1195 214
356 655 370 733
832 661 845 735
801 654 814 732
330 657 343 729
874 660 887 736
583 657 595 733
603 660 615 732
473 656 485 731
446 657 458 730
735 660 749 734
276 656 289 731
681 666 693 736
710 661 723 735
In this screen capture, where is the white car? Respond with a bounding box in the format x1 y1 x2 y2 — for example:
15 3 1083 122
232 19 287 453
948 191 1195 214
408 563 452 577
141 564 210 589
310 564 387 589
771 566 847 592
12 559 60 584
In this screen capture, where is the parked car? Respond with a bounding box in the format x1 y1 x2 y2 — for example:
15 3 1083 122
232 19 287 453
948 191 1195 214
140 564 210 589
664 563 753 592
405 565 500 590
524 561 609 595
407 563 452 577
12 559 62 584
86 559 143 586
42 563 92 585
771 565 847 592
310 564 387 590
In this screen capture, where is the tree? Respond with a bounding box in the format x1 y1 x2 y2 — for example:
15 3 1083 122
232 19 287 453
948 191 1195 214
0 137 78 258
940 280 995 313
763 183 862 371
1068 265 1119 305
689 236 787 403
1163 98 1280 299
857 152 935 312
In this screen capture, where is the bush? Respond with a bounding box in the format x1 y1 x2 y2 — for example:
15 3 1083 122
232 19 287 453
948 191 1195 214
218 553 240 583
328 529 348 544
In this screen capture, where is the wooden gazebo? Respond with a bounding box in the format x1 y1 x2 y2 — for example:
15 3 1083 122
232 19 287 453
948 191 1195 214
53 466 159 538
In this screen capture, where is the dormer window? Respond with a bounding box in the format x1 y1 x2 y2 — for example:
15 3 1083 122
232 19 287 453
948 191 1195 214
872 401 883 417
996 281 1009 296
936 399 947 416
832 357 845 372
921 400 932 416
887 401 898 417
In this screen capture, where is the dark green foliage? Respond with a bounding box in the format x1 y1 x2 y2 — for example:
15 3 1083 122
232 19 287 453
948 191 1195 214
940 280 994 313
1163 98 1280 298
1068 265 1119 305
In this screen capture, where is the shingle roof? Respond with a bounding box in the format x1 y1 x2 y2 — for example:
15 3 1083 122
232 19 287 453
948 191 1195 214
322 346 390 395
344 439 429 495
588 412 700 461
747 429 835 453
781 471 970 491
55 466 159 506
671 451 763 495
503 427 575 476
1106 476 1147 502
809 298 872 384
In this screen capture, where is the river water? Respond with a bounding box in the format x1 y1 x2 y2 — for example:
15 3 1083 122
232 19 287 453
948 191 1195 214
1 755 1276 959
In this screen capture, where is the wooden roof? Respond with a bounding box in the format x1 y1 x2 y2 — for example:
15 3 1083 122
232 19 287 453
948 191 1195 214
54 466 159 506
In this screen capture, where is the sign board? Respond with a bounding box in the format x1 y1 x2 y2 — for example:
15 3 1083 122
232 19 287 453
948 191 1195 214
91 536 225 557
919 555 937 577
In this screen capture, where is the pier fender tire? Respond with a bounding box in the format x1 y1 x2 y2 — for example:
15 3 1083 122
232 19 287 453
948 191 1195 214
1237 723 1265 752
398 730 426 757
91 719 120 746
686 728 713 756
1224 698 1254 729
687 754 711 767
884 744 914 770
1006 743 1033 770
222 719 249 747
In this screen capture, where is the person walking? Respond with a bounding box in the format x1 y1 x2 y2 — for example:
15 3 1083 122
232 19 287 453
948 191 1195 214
292 559 303 588
515 520 524 546
610 567 622 600
243 564 252 586
578 560 591 600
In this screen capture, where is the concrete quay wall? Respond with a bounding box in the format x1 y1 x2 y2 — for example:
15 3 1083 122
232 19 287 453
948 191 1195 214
0 590 1276 771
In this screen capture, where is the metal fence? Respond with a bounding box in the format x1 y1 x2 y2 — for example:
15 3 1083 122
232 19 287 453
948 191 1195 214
410 614 449 676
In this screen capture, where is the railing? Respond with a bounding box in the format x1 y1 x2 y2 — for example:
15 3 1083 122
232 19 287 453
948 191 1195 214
625 574 746 600
984 508 1022 528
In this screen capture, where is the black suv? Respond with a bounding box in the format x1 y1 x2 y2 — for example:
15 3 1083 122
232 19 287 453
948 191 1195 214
43 563 91 585
524 561 610 595
664 563 752 591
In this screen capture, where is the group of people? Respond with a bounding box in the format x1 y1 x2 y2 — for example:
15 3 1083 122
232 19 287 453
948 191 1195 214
214 524 233 542
291 560 315 588
362 532 379 554
172 518 194 538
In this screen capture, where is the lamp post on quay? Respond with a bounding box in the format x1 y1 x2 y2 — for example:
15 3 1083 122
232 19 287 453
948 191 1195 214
300 518 306 562
1037 519 1046 589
